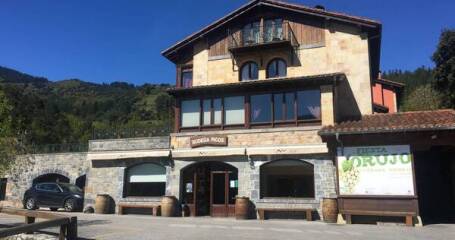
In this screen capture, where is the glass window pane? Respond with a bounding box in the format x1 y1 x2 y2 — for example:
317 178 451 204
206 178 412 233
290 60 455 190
181 100 200 127
214 98 222 124
264 20 273 42
277 60 287 77
297 90 321 120
250 63 258 80
267 61 277 78
181 71 193 88
203 99 211 125
241 64 250 80
240 62 258 81
251 94 272 123
224 96 245 125
275 19 283 40
285 92 295 120
273 94 283 121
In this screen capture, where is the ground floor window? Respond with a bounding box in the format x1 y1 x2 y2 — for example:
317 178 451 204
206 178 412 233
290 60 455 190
260 159 315 198
124 163 166 197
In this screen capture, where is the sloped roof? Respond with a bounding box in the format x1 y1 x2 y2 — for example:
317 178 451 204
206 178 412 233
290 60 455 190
375 78 405 88
319 109 455 136
161 0 381 59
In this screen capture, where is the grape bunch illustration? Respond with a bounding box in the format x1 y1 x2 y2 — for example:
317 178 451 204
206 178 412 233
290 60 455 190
340 159 360 194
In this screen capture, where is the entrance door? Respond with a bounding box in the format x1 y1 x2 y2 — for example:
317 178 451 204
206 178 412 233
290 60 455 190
210 171 237 217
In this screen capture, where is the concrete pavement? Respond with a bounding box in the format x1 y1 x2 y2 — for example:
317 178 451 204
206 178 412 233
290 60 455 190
0 212 454 240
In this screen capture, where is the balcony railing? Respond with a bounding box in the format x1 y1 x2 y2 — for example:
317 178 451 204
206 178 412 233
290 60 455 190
228 21 299 52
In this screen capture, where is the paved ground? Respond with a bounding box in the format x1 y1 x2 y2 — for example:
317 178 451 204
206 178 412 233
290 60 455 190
0 211 454 240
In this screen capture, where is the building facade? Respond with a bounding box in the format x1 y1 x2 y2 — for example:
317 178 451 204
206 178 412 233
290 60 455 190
161 0 381 218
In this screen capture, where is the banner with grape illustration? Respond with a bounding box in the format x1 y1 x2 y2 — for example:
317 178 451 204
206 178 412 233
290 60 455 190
337 145 414 196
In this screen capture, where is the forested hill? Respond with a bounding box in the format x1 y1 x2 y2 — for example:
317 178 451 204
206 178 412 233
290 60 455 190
0 66 173 145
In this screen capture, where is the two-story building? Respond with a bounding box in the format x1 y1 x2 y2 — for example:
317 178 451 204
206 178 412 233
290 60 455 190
161 0 382 218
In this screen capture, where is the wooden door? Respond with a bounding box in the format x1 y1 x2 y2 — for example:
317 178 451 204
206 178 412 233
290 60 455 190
210 171 236 217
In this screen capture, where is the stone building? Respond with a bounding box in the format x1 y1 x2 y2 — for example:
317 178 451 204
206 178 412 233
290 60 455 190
8 0 444 224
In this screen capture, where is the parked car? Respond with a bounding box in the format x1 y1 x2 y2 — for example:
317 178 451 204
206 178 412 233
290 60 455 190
23 182 83 212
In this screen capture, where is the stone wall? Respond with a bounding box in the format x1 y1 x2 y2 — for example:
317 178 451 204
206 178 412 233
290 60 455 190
171 126 322 149
89 136 170 151
4 153 90 207
84 157 171 211
168 154 336 219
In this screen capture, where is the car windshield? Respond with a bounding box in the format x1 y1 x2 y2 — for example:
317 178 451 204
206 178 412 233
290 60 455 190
59 183 82 193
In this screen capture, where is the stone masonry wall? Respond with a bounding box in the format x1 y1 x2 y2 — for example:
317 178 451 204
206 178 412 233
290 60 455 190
171 126 322 149
4 153 90 207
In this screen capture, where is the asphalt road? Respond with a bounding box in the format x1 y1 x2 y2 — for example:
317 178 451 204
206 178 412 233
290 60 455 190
0 211 454 240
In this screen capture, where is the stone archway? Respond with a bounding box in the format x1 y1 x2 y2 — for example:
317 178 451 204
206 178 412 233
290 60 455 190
180 161 238 217
32 173 70 186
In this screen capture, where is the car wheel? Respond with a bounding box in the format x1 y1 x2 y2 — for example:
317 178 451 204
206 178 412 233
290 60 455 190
25 198 37 210
50 207 58 211
64 199 76 212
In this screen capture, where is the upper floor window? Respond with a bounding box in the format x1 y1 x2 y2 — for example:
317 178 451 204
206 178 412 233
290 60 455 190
267 58 287 78
264 19 283 42
242 21 260 45
240 61 259 81
181 68 193 88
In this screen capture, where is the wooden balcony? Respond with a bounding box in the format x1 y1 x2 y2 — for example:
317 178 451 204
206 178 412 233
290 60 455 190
228 21 299 55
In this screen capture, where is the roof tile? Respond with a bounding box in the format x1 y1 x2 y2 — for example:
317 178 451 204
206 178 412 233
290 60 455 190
319 109 455 135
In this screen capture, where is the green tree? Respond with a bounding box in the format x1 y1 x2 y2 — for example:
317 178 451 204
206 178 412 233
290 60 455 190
432 29 455 108
401 84 442 111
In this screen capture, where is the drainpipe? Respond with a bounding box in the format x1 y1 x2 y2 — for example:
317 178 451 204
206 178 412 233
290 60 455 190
335 132 344 156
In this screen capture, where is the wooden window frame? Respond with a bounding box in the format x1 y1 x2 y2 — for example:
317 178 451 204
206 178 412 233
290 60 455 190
179 66 193 88
177 89 321 132
266 58 287 79
239 61 259 81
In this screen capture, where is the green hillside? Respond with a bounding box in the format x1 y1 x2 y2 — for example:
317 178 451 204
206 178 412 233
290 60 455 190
0 66 173 146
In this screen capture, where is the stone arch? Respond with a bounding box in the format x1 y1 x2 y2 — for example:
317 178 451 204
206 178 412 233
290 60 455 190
259 158 315 198
29 168 71 187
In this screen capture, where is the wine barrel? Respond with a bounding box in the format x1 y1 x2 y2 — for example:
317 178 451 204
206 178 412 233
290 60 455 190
161 196 177 217
235 196 249 220
95 194 110 214
322 198 338 223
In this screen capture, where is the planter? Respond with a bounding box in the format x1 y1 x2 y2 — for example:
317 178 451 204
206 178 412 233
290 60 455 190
161 196 177 217
235 196 249 220
95 194 111 214
322 197 338 223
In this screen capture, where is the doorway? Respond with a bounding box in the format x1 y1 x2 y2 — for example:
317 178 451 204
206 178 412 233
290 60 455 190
414 146 455 224
181 161 238 217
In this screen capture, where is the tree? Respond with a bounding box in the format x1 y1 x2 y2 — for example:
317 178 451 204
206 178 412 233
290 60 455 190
401 84 442 111
432 29 455 108
0 87 23 176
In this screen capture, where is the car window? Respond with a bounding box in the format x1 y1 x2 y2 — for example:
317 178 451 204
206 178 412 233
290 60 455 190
59 184 82 193
39 183 60 192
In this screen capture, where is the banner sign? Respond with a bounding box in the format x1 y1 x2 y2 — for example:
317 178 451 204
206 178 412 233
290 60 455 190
190 135 228 148
337 145 414 196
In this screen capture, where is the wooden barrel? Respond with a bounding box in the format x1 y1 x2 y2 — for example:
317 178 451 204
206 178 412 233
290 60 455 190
235 197 249 220
95 194 110 214
322 198 338 223
161 196 177 217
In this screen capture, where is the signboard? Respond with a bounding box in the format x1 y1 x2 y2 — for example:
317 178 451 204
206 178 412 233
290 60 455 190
190 135 228 148
337 145 414 196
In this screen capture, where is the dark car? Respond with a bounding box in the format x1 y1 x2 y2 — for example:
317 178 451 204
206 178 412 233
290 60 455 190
23 182 83 212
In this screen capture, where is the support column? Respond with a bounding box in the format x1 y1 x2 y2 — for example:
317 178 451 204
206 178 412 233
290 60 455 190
320 85 335 126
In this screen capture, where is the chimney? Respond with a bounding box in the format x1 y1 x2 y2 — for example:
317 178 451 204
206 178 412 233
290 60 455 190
315 5 325 10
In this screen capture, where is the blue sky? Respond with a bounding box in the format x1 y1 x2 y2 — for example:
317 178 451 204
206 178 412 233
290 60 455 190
0 0 454 85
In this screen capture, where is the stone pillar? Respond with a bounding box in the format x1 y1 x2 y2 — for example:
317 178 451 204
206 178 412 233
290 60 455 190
320 85 335 126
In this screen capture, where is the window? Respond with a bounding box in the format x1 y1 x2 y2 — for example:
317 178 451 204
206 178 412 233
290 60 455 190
224 96 245 125
273 93 295 121
251 94 272 123
178 90 320 130
297 90 321 120
181 100 200 127
260 159 315 198
202 98 222 126
181 68 193 88
38 183 61 192
267 58 287 78
240 62 258 81
264 19 283 42
124 163 166 197
242 21 260 45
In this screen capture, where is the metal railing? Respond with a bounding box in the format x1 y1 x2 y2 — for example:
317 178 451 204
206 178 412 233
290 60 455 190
228 21 299 49
91 126 171 140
